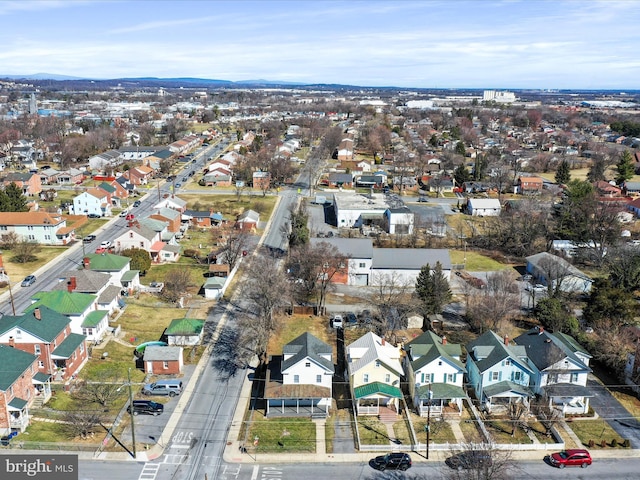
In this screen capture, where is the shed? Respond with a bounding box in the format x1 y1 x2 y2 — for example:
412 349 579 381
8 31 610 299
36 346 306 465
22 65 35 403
203 277 226 299
142 346 184 374
165 318 204 346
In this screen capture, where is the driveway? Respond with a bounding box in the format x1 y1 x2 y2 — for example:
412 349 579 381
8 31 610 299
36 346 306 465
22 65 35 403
586 374 640 448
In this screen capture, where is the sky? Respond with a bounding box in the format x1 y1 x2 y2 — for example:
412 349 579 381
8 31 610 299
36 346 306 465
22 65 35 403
0 0 639 90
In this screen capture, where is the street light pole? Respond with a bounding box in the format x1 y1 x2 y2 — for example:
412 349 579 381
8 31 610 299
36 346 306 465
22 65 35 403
127 367 136 459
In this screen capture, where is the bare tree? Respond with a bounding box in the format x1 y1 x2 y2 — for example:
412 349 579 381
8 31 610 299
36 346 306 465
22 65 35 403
466 271 519 333
443 441 514 480
507 401 528 437
74 373 125 407
162 268 194 303
61 409 105 440
11 238 40 263
368 272 417 338
217 227 250 270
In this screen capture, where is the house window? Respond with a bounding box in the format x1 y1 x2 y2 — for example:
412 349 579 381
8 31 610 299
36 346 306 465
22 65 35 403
80 343 85 354
491 372 499 381
513 371 522 381
27 226 34 231
316 375 322 383
294 375 299 384
421 373 431 383
34 345 41 355
9 386 13 396
363 373 369 383
385 374 391 383
129 232 134 238
163 361 169 369
438 361 442 366
0 226 6 230
28 235 35 240
375 360 380 368
305 362 311 367
571 373 579 383
359 262 365 268
446 373 455 383
140 242 144 248
548 373 558 383
38 361 44 368
503 359 511 366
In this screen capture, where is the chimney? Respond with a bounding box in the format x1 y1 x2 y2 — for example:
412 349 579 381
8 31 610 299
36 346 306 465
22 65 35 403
34 308 41 320
83 257 90 269
538 326 544 335
442 335 447 345
381 338 386 346
67 276 77 292
8 336 14 348
504 335 509 346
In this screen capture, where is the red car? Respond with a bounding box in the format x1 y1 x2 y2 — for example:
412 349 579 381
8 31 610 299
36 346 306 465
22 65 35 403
125 213 135 221
95 247 108 254
549 449 592 469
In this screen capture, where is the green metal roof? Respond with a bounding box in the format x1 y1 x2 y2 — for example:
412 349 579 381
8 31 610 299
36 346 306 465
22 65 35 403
27 290 96 315
0 345 37 391
165 318 204 336
416 383 466 400
121 270 139 282
86 253 130 271
353 381 402 399
33 372 51 383
8 397 28 410
52 333 86 359
81 310 108 328
483 380 532 399
98 182 116 193
0 306 70 343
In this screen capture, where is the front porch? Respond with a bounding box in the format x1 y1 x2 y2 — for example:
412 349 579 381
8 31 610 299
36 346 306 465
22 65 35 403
543 383 592 415
354 382 403 416
482 380 532 414
415 383 465 417
7 398 29 433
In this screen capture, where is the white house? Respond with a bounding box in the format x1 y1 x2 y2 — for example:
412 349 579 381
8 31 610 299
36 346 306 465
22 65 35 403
0 212 72 245
384 207 415 235
265 333 334 417
370 248 451 286
525 252 593 294
71 188 111 217
403 331 466 416
467 198 501 216
309 237 373 286
83 253 131 287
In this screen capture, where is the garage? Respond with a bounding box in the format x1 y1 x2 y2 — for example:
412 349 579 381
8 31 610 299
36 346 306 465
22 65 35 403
353 274 369 286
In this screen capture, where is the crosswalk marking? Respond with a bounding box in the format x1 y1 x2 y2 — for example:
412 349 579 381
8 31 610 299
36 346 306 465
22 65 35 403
138 463 159 480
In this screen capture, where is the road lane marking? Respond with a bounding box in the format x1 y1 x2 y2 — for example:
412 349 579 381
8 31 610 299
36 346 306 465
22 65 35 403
138 463 159 480
251 465 259 480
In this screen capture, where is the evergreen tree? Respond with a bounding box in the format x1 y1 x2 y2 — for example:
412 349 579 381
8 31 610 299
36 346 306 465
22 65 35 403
414 262 452 316
615 150 635 185
2 182 28 212
453 164 471 187
554 159 571 185
455 141 466 156
121 248 152 274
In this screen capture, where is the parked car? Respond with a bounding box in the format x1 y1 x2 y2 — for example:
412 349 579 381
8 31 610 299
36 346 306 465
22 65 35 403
100 240 112 249
182 176 188 182
133 200 141 207
446 450 493 471
94 247 108 254
87 213 101 219
127 400 164 416
525 283 546 292
345 312 358 326
549 449 592 469
119 210 129 217
175 183 182 189
125 214 135 221
21 275 36 287
142 380 183 397
331 314 343 329
370 453 412 471
83 235 96 243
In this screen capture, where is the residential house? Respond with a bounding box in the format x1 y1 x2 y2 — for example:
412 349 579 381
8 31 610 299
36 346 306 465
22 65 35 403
26 290 108 344
265 333 334 418
0 306 87 384
56 168 84 185
370 248 451 286
150 207 182 233
347 332 404 416
108 178 131 200
88 150 122 171
0 345 40 435
525 252 593 294
183 209 224 229
0 211 72 245
164 318 205 346
516 176 544 195
82 253 131 286
143 346 184 375
2 172 42 196
337 137 354 161
71 188 112 217
624 181 640 196
252 171 271 190
465 331 534 413
514 327 592 415
235 209 260 231
52 270 122 316
154 196 187 213
97 182 120 208
168 134 200 155
39 168 60 185
403 331 466 417
466 198 502 217
628 197 640 218
202 170 232 187
124 166 153 186
328 173 354 188
355 174 386 189
593 181 622 197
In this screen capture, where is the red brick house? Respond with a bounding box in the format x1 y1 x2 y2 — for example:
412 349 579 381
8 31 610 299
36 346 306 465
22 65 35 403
2 172 42 196
516 176 543 195
235 209 259 231
0 306 88 384
0 345 42 436
252 171 271 190
143 346 183 375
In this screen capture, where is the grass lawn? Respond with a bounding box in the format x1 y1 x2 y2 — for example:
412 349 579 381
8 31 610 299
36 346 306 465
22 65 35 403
248 417 316 453
357 416 391 445
409 416 457 444
22 419 71 442
177 194 276 220
74 217 109 239
568 419 628 448
611 390 640 419
142 261 209 295
82 341 147 383
267 315 331 355
484 419 533 444
0 246 67 294
449 250 515 271
459 417 485 442
113 301 186 345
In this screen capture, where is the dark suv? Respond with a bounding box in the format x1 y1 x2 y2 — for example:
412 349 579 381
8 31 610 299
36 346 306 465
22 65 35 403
371 452 412 471
127 400 164 416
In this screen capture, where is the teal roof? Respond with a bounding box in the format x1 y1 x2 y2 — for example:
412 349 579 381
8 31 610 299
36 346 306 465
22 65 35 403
416 383 466 400
85 253 130 271
98 182 116 193
8 397 28 410
27 290 96 315
52 333 86 359
165 318 204 336
0 306 70 343
33 372 51 383
0 345 37 391
81 310 108 328
354 382 402 399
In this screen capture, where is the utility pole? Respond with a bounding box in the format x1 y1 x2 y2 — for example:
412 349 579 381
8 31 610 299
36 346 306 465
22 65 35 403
127 367 136 459
8 280 16 315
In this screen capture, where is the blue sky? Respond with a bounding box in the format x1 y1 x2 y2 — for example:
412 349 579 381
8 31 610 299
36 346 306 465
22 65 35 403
0 0 638 89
